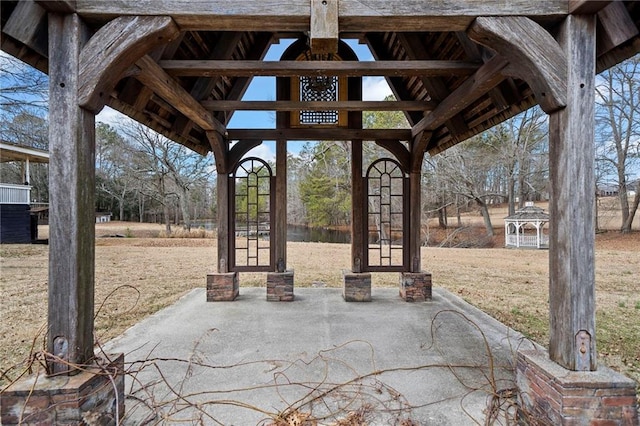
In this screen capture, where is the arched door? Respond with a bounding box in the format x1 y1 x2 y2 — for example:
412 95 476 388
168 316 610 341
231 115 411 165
363 158 409 272
229 157 275 271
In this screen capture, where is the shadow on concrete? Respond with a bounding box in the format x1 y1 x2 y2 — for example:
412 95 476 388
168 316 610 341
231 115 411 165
104 287 539 425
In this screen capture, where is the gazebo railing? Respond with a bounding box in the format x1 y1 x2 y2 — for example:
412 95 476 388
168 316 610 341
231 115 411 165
506 234 549 248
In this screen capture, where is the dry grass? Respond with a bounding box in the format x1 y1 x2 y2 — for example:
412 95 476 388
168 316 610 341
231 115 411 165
1 221 639 392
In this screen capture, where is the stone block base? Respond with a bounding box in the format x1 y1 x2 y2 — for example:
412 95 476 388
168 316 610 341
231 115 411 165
342 271 372 302
399 272 432 302
516 349 638 425
267 270 294 301
1 353 125 425
206 272 239 301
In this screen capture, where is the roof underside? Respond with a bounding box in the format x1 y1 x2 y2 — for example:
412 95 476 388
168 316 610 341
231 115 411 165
2 1 640 158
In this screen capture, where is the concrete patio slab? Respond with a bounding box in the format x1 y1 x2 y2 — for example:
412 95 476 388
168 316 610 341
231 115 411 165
104 287 537 425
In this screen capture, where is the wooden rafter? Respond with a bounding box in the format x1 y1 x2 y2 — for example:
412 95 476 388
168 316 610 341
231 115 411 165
159 59 480 77
134 55 226 135
412 55 509 138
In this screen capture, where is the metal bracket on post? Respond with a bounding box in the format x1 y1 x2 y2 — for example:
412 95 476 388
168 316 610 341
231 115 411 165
575 330 593 371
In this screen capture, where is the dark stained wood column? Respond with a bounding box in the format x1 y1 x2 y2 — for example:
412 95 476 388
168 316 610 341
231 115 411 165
217 171 230 273
275 139 287 271
47 12 96 374
351 139 364 272
548 14 597 371
408 171 421 272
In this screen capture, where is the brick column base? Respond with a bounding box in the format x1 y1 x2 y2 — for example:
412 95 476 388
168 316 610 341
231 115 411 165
516 349 638 425
399 272 432 302
206 272 239 301
342 271 372 302
1 353 125 425
266 270 294 301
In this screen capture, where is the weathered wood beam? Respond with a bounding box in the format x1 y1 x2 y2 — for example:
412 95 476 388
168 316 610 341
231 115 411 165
569 0 610 14
596 1 638 56
310 0 338 55
468 16 567 114
78 16 179 113
411 55 509 137
35 0 76 13
201 100 433 112
159 60 480 77
47 12 95 375
76 0 568 32
135 55 226 135
3 0 48 57
226 128 411 141
548 14 597 371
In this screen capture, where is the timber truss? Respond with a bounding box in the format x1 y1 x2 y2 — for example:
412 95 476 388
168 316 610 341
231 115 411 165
2 0 640 380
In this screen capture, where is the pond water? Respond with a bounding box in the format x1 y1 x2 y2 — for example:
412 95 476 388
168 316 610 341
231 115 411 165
192 221 351 244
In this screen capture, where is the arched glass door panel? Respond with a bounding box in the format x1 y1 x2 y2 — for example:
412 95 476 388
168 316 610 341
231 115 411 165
364 158 409 271
230 157 275 271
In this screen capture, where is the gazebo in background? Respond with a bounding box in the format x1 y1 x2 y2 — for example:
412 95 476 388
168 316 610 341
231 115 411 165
504 202 549 249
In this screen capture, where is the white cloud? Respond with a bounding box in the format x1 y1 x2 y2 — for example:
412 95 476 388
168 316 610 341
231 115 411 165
362 77 393 101
242 142 276 163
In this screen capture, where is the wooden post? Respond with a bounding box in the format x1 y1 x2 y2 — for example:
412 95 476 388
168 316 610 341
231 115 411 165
217 172 229 273
47 12 96 375
275 139 287 271
351 139 364 272
408 171 421 272
548 14 597 371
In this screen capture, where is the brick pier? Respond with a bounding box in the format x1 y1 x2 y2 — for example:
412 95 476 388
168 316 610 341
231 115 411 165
516 350 638 425
399 272 432 302
342 271 372 302
206 272 239 301
0 354 125 425
266 270 294 301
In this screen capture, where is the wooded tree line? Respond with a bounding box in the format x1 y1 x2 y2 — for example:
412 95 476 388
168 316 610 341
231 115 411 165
1 53 638 234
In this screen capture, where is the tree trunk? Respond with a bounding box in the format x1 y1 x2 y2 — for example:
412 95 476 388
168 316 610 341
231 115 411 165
476 196 494 237
618 176 630 232
621 181 640 233
507 174 516 216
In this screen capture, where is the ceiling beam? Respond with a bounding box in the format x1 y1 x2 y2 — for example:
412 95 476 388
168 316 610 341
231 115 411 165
569 0 611 14
226 128 411 141
75 0 568 32
159 60 480 77
201 100 434 112
35 0 76 13
134 55 226 135
412 55 509 137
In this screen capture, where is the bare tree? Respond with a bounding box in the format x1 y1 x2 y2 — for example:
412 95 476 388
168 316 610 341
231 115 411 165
122 123 215 233
595 54 640 233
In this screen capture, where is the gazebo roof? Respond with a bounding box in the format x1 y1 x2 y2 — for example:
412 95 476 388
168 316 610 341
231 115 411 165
505 204 550 222
2 1 640 159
